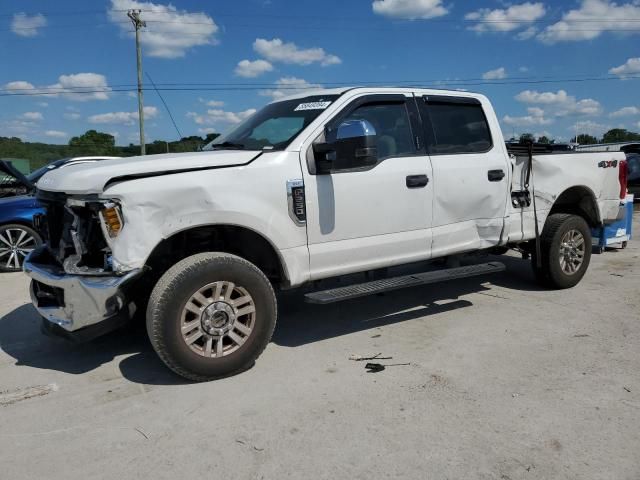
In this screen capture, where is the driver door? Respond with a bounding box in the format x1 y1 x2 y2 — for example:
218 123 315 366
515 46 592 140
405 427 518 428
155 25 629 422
300 94 434 280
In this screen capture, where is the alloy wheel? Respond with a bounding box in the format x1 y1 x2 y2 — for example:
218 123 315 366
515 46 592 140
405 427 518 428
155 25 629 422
0 227 37 270
180 281 256 358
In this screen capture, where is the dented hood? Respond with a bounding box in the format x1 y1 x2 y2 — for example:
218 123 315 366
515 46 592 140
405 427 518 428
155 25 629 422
36 150 261 194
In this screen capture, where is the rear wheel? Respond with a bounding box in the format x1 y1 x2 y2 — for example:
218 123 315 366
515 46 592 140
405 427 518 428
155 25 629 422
532 213 591 289
0 224 41 272
146 252 277 381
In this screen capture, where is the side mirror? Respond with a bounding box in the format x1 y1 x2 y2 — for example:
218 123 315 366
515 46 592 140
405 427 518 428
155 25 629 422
313 119 378 174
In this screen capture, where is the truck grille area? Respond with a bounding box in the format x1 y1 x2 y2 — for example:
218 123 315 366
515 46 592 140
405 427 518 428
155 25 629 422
36 189 112 274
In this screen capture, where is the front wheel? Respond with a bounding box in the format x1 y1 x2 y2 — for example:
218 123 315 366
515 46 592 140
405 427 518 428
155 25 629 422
146 253 277 381
532 213 592 289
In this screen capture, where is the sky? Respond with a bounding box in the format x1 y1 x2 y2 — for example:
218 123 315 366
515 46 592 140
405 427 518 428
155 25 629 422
1 0 639 145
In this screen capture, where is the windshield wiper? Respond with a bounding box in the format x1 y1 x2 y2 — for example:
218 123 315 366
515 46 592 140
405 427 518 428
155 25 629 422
210 141 245 150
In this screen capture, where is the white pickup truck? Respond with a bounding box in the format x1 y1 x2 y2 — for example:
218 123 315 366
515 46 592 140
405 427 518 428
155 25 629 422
20 87 629 381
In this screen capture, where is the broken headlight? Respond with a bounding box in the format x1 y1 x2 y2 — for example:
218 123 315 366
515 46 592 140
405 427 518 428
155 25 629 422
98 201 124 240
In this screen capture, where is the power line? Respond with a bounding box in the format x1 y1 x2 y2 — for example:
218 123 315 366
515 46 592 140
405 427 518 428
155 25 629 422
145 71 183 140
2 72 639 94
1 74 639 97
4 8 640 22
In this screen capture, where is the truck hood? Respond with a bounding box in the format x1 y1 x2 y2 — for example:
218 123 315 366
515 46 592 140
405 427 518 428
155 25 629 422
36 150 261 195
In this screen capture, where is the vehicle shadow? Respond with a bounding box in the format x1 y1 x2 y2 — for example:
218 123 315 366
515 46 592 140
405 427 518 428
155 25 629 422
273 254 541 347
0 254 541 385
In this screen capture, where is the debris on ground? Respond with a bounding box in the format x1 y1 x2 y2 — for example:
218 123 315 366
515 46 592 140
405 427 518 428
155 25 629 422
349 353 392 361
365 362 411 373
0 384 58 407
624 386 631 393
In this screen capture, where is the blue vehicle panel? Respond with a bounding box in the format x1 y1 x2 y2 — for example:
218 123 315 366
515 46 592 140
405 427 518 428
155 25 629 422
0 195 45 227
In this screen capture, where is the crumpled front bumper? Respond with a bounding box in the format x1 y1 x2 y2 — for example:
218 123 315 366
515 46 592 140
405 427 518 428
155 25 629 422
23 246 142 341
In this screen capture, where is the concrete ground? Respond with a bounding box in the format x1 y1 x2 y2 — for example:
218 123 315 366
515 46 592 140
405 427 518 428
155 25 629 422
1 212 638 480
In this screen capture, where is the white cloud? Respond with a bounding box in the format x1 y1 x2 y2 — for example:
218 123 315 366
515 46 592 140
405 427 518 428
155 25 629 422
503 107 553 127
515 89 602 117
571 120 610 136
2 73 110 101
482 67 507 80
108 0 218 58
253 38 341 66
52 73 111 101
88 106 158 125
37 102 48 107
64 112 81 120
538 0 640 44
516 26 538 40
20 112 43 121
609 57 640 78
466 3 545 33
0 119 37 137
516 89 569 104
234 59 274 78
198 98 225 107
372 0 449 19
11 13 47 37
636 121 640 130
187 108 256 126
609 106 640 117
259 77 323 100
44 130 68 139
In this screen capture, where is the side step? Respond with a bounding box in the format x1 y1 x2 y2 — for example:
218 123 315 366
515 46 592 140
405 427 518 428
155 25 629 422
304 262 506 305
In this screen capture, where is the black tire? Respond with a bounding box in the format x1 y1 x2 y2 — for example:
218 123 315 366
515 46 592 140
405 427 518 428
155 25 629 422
531 213 592 289
146 252 277 381
0 224 42 272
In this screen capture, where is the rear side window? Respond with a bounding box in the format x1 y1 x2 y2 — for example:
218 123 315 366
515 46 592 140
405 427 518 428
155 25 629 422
423 100 493 155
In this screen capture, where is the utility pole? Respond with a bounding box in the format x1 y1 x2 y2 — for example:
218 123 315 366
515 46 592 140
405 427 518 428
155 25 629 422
128 9 146 155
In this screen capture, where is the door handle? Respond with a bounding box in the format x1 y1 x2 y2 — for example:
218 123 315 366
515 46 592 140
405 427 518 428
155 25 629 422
406 174 429 188
488 169 505 182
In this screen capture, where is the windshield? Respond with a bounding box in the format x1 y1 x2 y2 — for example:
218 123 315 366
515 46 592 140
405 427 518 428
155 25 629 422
203 95 340 151
627 154 640 181
27 158 68 182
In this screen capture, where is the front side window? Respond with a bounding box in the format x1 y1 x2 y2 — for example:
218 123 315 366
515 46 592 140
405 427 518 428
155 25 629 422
424 102 492 155
204 95 339 151
340 102 415 160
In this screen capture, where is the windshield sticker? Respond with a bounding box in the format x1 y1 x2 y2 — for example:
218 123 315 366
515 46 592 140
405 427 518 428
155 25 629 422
294 101 332 111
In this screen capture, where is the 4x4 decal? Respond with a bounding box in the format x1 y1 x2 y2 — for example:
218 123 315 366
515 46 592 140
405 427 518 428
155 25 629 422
598 160 618 168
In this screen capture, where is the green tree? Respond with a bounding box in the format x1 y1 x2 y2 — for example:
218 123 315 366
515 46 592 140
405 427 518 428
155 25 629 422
571 134 598 145
68 130 119 156
537 135 551 144
519 133 535 144
601 128 640 143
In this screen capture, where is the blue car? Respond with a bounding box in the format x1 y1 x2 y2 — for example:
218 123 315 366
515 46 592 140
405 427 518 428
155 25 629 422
0 157 117 272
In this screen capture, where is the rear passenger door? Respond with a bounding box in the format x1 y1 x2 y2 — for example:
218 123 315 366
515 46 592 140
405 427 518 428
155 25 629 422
417 95 509 257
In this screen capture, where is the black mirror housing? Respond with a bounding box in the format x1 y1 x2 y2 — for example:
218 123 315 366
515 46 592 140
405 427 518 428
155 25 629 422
313 119 378 174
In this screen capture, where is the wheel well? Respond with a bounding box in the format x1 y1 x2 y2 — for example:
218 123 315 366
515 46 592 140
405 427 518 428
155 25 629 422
549 186 600 227
144 225 285 287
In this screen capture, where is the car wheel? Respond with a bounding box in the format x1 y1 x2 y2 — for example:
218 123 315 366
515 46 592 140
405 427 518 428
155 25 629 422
532 213 591 289
0 224 41 272
146 252 277 381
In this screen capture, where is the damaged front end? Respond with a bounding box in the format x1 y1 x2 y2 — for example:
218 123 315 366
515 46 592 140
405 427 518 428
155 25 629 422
24 189 142 341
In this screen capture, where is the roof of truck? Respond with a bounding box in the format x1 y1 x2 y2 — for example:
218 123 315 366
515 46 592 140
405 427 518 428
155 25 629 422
272 86 483 102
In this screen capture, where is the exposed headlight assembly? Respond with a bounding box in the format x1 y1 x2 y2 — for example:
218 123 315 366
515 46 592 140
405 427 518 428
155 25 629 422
99 201 124 240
